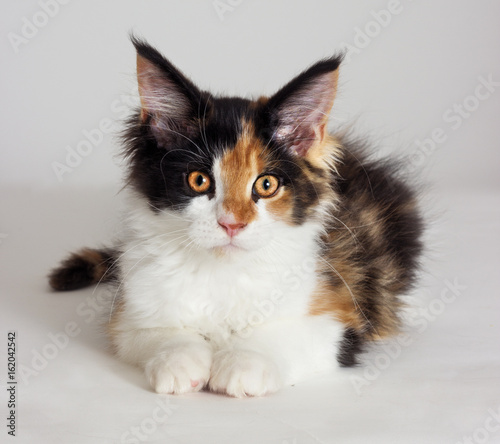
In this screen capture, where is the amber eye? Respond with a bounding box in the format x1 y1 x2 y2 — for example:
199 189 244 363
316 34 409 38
253 175 280 198
187 171 211 193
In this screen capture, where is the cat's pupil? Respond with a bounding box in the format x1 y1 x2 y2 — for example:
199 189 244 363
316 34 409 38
263 178 270 190
196 175 205 187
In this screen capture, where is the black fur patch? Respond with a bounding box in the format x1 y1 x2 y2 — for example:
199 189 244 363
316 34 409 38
48 249 117 291
122 99 252 211
337 328 365 367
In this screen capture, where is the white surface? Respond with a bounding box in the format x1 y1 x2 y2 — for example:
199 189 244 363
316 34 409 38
1 1 500 443
0 186 499 444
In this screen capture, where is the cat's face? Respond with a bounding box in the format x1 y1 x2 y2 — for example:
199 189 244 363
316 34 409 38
180 119 325 254
124 38 342 255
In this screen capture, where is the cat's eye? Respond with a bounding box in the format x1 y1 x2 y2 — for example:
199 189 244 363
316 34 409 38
187 171 211 193
253 175 280 198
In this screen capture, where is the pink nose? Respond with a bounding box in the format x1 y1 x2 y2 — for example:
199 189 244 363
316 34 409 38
218 220 247 237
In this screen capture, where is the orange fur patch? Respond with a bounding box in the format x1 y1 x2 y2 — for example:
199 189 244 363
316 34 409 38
265 188 294 224
309 246 403 340
75 248 110 282
219 121 265 224
309 266 365 331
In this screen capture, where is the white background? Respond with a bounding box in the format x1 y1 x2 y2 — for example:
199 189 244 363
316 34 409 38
1 1 499 443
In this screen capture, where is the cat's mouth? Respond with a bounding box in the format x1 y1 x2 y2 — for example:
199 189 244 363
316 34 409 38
211 239 248 256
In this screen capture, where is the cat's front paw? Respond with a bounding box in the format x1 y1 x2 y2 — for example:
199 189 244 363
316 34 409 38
145 342 212 395
209 350 282 397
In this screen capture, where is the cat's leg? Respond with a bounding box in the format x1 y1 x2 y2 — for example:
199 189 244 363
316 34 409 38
209 315 343 397
113 328 213 394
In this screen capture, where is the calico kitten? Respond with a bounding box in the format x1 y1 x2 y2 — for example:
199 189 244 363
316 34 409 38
49 37 423 397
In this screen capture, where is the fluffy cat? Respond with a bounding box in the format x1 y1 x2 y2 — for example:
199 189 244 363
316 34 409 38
49 37 423 397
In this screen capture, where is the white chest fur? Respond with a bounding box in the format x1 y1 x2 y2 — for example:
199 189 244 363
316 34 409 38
118 196 323 344
111 195 344 394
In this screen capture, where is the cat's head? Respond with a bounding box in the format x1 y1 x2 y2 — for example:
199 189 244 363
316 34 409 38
124 37 342 255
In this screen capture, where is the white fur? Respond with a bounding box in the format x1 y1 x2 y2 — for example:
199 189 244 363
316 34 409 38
111 160 344 397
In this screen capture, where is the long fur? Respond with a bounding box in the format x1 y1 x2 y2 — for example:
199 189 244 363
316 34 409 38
48 37 423 397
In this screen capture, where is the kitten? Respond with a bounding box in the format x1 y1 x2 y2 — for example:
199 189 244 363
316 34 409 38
49 37 423 397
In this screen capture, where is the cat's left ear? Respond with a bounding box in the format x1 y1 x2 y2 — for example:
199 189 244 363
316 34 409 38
264 56 342 157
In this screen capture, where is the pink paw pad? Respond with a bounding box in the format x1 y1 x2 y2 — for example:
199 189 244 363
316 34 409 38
190 380 200 388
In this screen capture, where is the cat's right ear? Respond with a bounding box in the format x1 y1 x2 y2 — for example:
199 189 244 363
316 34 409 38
263 55 343 158
132 37 201 147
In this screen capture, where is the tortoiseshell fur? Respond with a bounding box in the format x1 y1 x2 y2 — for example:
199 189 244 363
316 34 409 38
49 37 423 395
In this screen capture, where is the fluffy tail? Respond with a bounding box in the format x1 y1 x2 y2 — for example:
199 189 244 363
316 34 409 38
49 248 118 291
